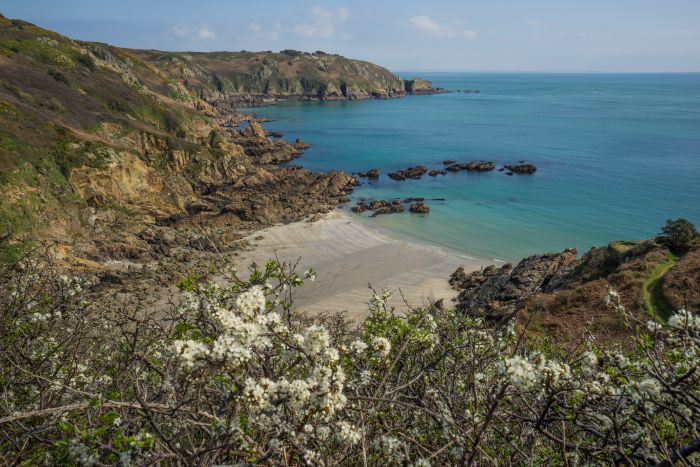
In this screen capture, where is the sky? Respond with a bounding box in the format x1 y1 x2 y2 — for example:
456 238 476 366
2 0 700 72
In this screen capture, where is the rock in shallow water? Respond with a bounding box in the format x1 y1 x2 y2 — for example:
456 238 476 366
504 163 537 174
388 165 428 180
409 202 430 214
357 168 380 179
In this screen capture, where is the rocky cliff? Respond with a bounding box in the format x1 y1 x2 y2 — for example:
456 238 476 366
450 240 700 344
404 77 445 95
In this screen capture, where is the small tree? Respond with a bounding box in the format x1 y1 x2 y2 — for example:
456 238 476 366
656 218 698 253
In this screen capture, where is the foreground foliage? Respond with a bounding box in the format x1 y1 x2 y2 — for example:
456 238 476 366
1 253 699 465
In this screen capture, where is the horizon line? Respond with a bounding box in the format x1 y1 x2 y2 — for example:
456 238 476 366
394 70 700 75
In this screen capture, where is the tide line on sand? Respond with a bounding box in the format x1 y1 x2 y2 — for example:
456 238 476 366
234 209 491 320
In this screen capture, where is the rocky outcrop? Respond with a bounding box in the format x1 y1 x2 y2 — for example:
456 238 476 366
70 153 184 220
445 161 496 172
244 121 267 138
409 202 430 214
351 197 434 217
371 202 405 217
222 169 357 224
504 164 537 174
293 138 311 150
388 165 428 181
234 136 301 165
403 78 446 95
357 168 380 179
452 249 579 321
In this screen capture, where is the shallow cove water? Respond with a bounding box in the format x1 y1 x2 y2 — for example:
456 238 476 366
248 73 700 262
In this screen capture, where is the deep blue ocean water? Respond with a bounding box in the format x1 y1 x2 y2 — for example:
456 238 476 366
248 73 700 262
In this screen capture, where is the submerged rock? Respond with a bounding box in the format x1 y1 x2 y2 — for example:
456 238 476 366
429 169 448 176
370 204 405 217
504 163 537 174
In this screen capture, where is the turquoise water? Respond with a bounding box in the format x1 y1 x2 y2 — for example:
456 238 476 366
248 73 700 262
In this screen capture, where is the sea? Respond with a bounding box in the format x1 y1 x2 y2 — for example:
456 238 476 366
247 73 700 263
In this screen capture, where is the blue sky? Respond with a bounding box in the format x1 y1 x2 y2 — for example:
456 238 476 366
3 0 699 72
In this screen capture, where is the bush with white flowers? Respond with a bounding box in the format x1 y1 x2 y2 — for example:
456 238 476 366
1 255 699 465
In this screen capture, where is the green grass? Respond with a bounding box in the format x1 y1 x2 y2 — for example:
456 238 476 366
642 253 680 321
609 240 639 255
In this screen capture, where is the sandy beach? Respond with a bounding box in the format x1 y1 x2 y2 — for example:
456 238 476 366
234 209 491 320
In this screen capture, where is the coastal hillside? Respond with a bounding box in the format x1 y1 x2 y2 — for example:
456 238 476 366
450 233 700 345
1 14 438 264
129 49 409 103
1 8 700 466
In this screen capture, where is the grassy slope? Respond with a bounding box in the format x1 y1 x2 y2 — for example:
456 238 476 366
643 253 680 321
0 16 214 260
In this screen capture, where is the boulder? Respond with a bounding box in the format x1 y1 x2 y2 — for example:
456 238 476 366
369 200 389 210
244 120 267 138
351 200 369 213
357 168 380 179
293 138 311 150
409 202 430 214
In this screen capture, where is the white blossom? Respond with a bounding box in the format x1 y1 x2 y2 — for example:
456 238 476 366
371 336 391 358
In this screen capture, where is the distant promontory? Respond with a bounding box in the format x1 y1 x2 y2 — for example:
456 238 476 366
130 48 445 105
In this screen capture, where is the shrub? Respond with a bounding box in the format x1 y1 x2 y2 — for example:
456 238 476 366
76 53 96 72
1 254 699 465
657 218 698 253
48 69 69 85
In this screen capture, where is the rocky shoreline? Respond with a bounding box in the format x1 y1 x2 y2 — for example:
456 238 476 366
206 77 448 108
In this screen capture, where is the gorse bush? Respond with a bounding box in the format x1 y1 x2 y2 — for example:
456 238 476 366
657 218 699 254
1 253 699 465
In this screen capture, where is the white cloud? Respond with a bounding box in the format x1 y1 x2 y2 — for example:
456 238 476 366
170 23 216 41
246 21 282 40
293 6 349 39
405 16 477 39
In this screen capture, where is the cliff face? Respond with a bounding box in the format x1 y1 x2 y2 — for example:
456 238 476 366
404 77 435 94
